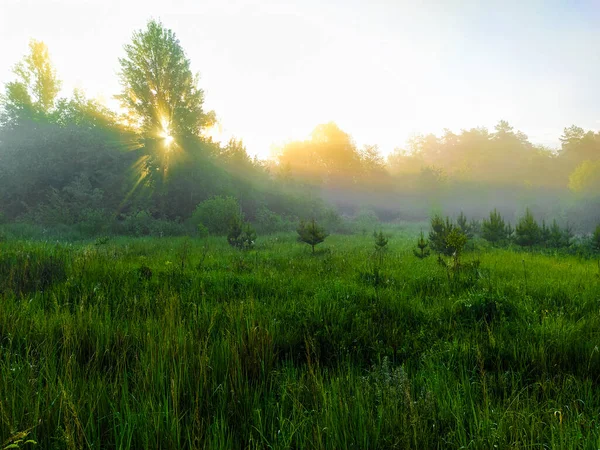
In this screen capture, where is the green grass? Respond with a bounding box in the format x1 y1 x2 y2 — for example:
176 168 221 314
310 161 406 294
1 230 600 449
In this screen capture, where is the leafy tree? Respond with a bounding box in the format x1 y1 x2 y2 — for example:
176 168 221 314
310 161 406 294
482 209 508 244
227 218 256 250
297 219 328 253
1 39 61 125
515 209 541 247
117 19 215 139
568 160 600 194
413 231 431 259
191 196 241 235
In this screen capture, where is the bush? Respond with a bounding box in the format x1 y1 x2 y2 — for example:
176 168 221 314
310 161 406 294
191 196 241 235
254 206 293 234
76 208 111 236
150 219 186 237
121 210 154 237
227 218 257 250
515 208 541 247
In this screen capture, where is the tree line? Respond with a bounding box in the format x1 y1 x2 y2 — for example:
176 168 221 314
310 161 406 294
1 19 599 237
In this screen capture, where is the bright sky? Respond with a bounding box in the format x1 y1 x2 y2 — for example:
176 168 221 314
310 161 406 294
1 0 600 159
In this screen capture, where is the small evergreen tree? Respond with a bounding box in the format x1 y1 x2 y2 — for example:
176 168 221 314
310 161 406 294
374 231 388 252
429 215 453 256
540 220 551 246
481 209 507 244
546 220 571 249
456 211 474 238
593 224 600 252
374 231 389 265
515 208 541 247
506 222 514 240
429 215 467 256
227 218 256 250
413 230 431 259
297 219 328 253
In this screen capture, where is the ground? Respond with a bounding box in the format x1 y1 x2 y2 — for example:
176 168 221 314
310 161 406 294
1 228 600 449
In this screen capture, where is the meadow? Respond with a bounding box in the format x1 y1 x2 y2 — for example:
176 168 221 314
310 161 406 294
1 228 600 449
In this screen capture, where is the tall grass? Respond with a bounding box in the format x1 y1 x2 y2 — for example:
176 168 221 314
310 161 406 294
1 231 599 448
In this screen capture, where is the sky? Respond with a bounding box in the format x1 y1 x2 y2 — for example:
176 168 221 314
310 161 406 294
1 0 599 159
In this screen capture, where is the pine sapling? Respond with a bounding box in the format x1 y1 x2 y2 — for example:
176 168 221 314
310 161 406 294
297 219 328 253
413 231 431 259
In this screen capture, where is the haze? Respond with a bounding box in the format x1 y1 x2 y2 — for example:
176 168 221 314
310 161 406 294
2 0 599 158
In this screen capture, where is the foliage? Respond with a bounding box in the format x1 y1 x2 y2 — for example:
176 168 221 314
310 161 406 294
482 209 508 244
227 218 257 250
117 19 214 137
456 211 474 238
1 39 61 124
191 196 241 235
254 206 294 234
593 225 600 252
413 230 431 258
429 215 467 256
515 208 542 247
374 231 389 252
297 219 329 252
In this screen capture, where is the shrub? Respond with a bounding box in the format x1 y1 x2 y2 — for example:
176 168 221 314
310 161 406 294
297 219 328 253
197 223 209 238
121 210 153 237
191 196 241 235
227 218 257 250
481 209 508 244
76 208 111 236
515 208 541 247
254 206 292 234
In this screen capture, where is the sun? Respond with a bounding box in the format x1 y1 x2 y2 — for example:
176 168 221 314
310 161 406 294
159 117 174 148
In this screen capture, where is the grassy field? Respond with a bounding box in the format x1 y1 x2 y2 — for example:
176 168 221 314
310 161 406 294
1 228 600 449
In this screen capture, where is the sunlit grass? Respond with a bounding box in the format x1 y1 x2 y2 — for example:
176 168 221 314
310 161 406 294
1 232 599 448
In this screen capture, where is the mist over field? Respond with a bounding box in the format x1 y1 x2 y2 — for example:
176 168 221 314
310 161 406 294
1 2 600 449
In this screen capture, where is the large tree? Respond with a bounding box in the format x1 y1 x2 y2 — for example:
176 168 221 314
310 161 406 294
117 19 215 140
1 40 61 125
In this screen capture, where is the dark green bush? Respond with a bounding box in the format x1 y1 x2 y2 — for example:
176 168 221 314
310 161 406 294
191 196 241 235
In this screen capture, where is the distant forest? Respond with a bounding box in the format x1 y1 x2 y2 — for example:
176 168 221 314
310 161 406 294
1 20 599 237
